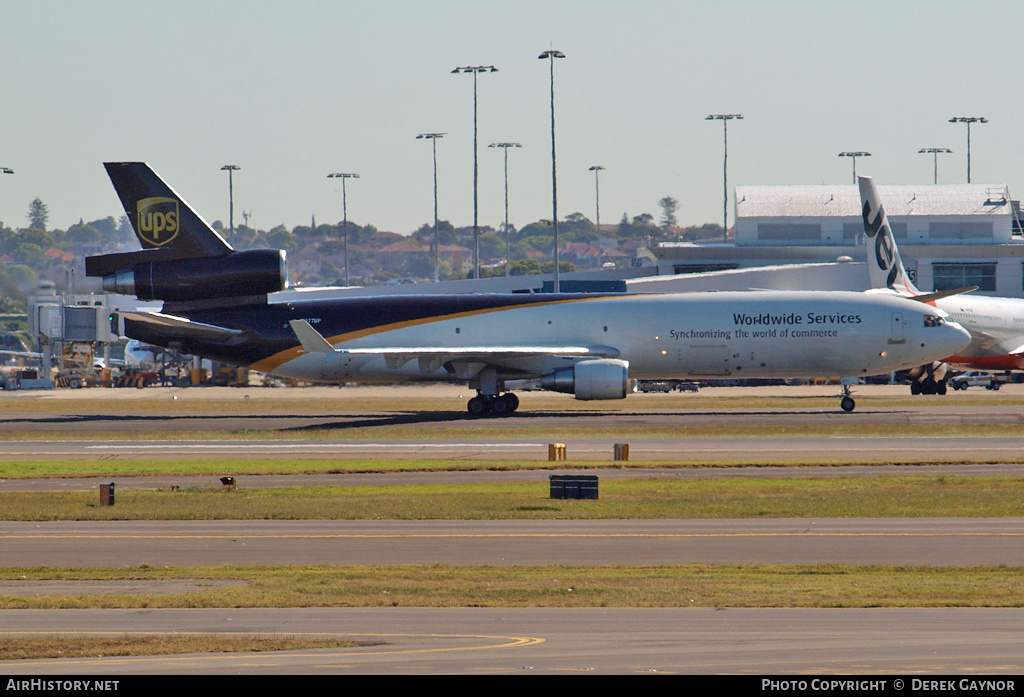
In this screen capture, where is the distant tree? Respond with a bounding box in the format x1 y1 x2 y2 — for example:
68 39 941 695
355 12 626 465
509 259 542 276
412 220 457 247
116 215 136 245
27 198 48 230
541 260 578 274
658 196 678 229
66 222 101 245
265 225 298 252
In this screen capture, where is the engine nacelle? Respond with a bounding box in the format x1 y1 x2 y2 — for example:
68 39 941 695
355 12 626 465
541 359 630 400
102 249 288 302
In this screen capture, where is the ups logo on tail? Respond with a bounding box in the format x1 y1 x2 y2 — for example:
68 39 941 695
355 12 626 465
137 197 179 247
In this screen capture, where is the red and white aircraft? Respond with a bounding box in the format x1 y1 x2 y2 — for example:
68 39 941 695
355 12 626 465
860 175 1024 393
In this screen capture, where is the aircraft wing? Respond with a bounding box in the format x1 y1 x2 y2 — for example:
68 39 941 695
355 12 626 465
0 350 41 358
118 311 243 342
289 319 619 370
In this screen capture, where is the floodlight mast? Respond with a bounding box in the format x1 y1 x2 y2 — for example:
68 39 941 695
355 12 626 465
540 49 565 291
706 114 743 241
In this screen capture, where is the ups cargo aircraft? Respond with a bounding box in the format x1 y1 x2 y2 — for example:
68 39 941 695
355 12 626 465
86 163 970 415
860 175 1024 394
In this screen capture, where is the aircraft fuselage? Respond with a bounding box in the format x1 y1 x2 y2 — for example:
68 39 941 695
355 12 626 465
124 290 969 387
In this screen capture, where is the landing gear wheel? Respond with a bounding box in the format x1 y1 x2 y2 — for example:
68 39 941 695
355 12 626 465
491 393 519 417
840 396 856 412
505 392 519 412
467 396 491 417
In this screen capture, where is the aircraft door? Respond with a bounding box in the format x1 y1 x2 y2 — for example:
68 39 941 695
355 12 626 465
890 312 906 344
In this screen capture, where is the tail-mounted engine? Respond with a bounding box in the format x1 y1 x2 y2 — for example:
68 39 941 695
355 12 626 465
90 249 288 302
541 358 630 400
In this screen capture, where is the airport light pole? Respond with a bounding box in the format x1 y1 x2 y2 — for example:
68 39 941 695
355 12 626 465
490 142 521 277
540 49 565 292
1 167 11 225
418 133 446 283
327 172 359 286
589 165 605 236
918 147 952 185
706 114 743 242
838 152 870 184
220 165 240 244
949 116 987 183
452 65 498 280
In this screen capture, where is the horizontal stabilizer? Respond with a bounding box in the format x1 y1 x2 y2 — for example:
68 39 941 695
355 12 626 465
289 320 335 353
118 311 242 342
911 287 978 304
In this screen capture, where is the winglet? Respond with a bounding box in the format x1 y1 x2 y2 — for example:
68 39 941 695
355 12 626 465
289 320 335 353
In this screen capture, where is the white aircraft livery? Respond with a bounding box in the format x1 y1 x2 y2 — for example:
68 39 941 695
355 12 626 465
88 163 971 414
860 175 1024 392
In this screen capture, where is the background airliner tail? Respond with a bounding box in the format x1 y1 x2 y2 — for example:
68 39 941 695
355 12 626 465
858 176 920 296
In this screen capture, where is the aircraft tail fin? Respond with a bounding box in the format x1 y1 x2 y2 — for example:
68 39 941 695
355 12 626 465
87 163 287 305
858 176 919 296
104 162 233 259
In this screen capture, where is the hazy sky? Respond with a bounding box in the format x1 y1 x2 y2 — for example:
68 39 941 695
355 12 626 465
2 0 1023 238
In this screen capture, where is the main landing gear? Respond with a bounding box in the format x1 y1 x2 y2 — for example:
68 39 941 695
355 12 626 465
467 392 520 418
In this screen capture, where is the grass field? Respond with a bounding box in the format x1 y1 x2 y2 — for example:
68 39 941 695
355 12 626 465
2 475 1023 520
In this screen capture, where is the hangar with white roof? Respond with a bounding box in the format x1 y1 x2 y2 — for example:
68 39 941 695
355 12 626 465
638 183 1024 297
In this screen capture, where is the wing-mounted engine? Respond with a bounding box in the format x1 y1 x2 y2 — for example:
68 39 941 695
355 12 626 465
88 249 288 303
541 358 630 400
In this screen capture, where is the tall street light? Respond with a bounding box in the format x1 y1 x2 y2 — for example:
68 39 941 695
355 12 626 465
489 142 521 277
949 116 988 183
838 152 870 184
706 114 743 242
540 49 565 292
452 65 498 279
220 165 240 244
589 165 605 236
327 172 359 286
418 133 446 283
919 147 952 184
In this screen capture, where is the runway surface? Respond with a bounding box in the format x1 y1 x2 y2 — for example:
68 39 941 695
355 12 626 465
3 518 1022 567
4 387 1024 674
3 607 1023 675
4 434 1024 463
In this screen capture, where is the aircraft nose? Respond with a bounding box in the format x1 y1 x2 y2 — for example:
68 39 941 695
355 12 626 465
940 320 972 355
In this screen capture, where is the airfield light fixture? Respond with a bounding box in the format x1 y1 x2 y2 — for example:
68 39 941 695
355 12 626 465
918 147 952 185
838 152 871 184
418 133 446 283
949 117 988 183
328 172 360 287
706 114 743 241
452 65 498 281
220 165 240 244
490 142 521 278
540 49 566 292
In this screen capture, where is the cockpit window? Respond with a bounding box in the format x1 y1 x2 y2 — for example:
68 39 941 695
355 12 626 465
924 315 946 327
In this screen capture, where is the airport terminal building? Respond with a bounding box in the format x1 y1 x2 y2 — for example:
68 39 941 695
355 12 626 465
638 183 1024 297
